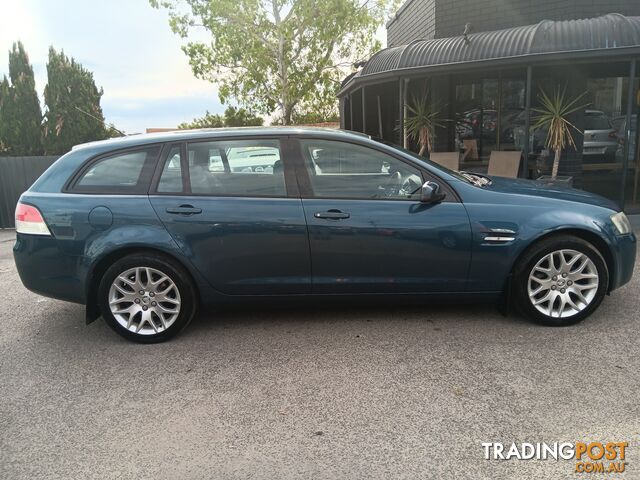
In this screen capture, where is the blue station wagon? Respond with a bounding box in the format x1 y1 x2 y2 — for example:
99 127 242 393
13 127 636 342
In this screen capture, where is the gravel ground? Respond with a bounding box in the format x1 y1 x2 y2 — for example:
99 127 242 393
0 228 639 479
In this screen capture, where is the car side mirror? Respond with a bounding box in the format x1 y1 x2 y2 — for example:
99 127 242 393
420 181 446 203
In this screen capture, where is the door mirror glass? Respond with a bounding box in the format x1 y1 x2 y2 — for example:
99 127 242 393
420 181 446 203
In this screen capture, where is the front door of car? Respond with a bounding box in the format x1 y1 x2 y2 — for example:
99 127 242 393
293 138 472 294
149 138 311 295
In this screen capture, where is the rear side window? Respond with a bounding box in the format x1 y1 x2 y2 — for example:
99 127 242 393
186 139 285 197
72 146 160 193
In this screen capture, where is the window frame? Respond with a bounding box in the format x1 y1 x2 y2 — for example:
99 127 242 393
290 136 459 203
65 144 162 195
149 135 300 198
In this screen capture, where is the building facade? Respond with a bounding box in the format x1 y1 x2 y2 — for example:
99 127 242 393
387 0 640 46
340 6 640 213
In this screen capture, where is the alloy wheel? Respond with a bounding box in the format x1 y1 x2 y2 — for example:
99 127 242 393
527 249 599 318
108 266 181 335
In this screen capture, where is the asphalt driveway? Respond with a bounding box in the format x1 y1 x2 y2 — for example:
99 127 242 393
0 228 638 479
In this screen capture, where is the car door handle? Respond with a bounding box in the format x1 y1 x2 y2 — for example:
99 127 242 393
166 205 202 215
314 210 350 220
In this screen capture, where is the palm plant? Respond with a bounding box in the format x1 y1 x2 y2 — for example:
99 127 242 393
531 86 588 179
405 93 445 156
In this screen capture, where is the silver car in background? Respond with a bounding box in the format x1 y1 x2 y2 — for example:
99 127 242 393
582 109 618 162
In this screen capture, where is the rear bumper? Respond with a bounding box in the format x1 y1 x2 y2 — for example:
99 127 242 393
13 233 86 304
582 142 618 156
610 232 636 291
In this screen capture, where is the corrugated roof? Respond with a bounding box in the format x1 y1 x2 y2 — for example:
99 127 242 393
357 14 640 78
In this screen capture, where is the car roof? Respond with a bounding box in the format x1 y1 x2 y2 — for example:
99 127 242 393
72 127 370 153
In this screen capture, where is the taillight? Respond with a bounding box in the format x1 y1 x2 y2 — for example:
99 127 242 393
15 203 51 236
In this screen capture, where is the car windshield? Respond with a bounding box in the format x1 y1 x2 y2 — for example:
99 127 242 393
374 139 491 187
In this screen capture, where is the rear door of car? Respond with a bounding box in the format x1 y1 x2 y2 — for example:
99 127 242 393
148 136 311 295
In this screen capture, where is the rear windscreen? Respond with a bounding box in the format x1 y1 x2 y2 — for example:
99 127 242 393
584 115 611 130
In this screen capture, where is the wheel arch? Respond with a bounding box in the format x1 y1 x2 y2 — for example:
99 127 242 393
85 246 201 323
509 228 615 292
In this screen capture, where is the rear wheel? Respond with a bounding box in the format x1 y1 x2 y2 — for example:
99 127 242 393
513 235 609 326
98 253 197 343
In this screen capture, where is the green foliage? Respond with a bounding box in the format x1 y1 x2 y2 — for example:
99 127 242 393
288 91 340 125
0 42 43 155
0 76 10 154
531 85 587 178
179 110 224 129
222 106 263 127
404 93 445 156
0 43 120 156
178 106 263 129
151 0 396 125
43 47 114 154
290 110 339 125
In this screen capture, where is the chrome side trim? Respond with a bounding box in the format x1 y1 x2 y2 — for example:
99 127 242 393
484 236 516 242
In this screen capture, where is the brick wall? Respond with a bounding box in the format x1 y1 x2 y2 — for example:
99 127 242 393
387 0 640 46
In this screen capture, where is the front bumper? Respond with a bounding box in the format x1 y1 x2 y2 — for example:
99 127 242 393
13 233 86 304
610 232 637 291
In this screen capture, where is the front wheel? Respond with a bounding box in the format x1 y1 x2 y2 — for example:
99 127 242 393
513 235 609 326
98 253 197 343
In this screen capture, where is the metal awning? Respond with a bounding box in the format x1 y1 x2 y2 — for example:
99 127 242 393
340 14 640 95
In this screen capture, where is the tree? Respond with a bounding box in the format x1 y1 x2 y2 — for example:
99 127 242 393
178 106 263 129
405 93 445 156
531 86 587 179
0 76 10 154
222 106 263 127
151 0 394 125
290 110 339 125
179 110 224 129
43 47 114 154
0 42 43 155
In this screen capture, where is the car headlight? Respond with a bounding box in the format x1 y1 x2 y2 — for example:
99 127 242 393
610 212 632 235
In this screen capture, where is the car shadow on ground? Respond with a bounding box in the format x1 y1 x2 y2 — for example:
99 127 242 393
185 300 529 335
52 298 529 346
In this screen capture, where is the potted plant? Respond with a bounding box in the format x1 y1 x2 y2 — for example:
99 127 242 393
531 85 587 186
405 93 445 156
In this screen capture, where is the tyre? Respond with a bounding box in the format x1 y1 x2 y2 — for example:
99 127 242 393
98 253 197 343
513 235 609 326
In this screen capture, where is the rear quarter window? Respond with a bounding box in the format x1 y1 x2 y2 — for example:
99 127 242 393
69 146 161 194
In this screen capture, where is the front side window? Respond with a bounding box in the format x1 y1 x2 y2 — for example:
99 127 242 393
187 139 285 196
300 140 423 200
74 146 159 193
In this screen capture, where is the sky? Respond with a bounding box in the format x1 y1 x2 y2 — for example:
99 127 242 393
0 0 387 134
0 0 223 134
